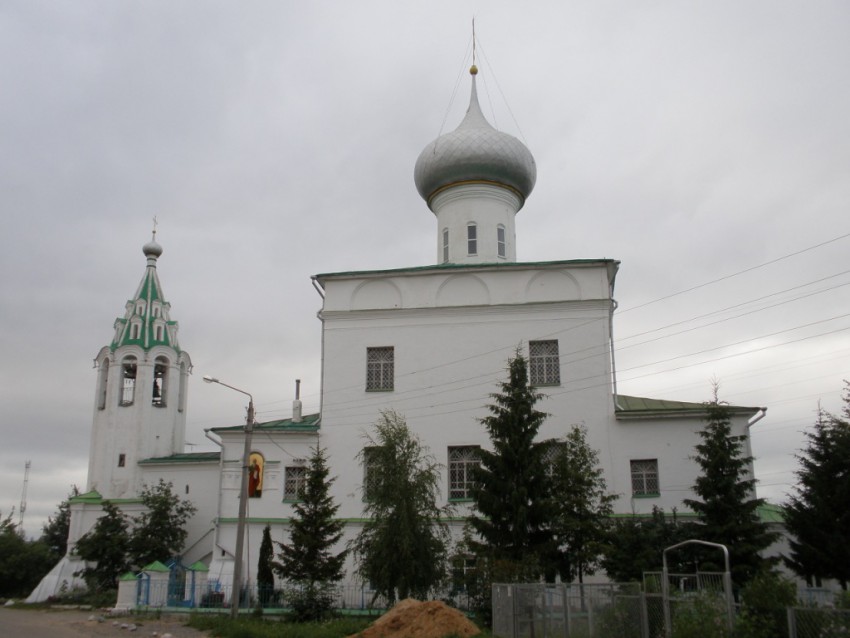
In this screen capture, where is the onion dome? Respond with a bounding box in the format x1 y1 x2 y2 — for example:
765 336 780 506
414 66 537 208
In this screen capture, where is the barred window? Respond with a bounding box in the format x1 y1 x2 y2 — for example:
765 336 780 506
366 346 394 391
467 223 477 255
283 466 307 501
448 446 480 500
443 228 450 263
630 459 659 496
497 226 506 258
529 340 560 386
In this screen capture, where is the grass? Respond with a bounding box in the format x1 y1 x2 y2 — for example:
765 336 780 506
187 614 374 638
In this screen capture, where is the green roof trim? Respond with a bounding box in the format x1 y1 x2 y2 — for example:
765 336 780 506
120 572 138 581
70 490 103 504
139 451 221 465
616 394 764 419
314 258 619 281
142 561 170 573
211 413 321 434
758 502 785 523
188 561 209 572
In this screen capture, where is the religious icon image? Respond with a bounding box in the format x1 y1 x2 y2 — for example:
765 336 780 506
248 452 264 498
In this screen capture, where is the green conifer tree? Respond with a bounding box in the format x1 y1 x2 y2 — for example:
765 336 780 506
470 351 553 570
683 397 777 588
257 524 275 605
274 445 346 620
784 383 850 590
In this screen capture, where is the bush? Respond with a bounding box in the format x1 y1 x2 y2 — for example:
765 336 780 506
735 571 796 638
670 591 732 638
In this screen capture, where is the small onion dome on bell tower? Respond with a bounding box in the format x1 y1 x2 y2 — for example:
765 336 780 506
414 66 536 209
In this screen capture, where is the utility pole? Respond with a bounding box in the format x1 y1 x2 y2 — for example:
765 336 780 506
19 460 31 529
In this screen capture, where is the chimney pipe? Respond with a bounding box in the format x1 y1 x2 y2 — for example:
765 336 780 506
292 379 302 423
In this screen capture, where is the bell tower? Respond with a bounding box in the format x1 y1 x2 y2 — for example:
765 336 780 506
86 233 192 499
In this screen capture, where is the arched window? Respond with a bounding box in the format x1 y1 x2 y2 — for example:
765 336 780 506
154 324 164 341
152 356 168 407
178 361 187 413
130 322 141 340
442 228 450 263
97 359 109 410
497 225 506 258
120 356 137 406
467 223 477 255
248 452 264 498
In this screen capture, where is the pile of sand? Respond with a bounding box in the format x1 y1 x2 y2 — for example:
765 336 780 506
351 599 481 638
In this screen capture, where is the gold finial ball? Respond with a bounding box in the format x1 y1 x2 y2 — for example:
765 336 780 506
470 64 478 75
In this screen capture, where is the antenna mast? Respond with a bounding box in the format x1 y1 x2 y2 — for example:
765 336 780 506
19 460 31 528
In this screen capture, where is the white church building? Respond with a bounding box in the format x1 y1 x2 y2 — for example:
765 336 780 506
29 64 767 603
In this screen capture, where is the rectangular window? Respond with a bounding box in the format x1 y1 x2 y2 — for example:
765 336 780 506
283 466 307 501
467 224 477 255
118 453 126 467
448 446 480 500
497 226 506 258
630 459 659 496
529 340 560 386
442 228 450 263
366 346 394 391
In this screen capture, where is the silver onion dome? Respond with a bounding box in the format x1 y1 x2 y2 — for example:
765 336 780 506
414 66 536 207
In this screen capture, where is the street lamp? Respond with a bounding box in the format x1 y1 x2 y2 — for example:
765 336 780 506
203 375 254 619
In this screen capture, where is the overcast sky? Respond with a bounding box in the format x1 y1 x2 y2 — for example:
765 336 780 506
2 1 848 539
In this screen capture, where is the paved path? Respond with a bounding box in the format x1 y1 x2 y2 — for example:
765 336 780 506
0 607 210 638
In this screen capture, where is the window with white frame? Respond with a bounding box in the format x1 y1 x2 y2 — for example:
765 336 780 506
467 223 477 255
120 357 137 406
283 465 307 501
448 446 480 500
497 225 506 258
630 459 659 496
529 340 561 386
442 228 449 263
366 346 394 391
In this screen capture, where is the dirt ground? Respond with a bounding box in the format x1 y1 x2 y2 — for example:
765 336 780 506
350 599 480 638
0 607 209 638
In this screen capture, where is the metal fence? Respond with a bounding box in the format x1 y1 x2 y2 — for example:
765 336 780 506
787 607 850 638
492 583 646 638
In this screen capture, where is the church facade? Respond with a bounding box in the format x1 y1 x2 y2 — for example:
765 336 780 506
29 65 765 602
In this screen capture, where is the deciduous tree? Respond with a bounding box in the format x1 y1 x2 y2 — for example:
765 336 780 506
75 502 131 591
548 425 616 583
41 485 79 562
128 479 196 568
351 411 448 605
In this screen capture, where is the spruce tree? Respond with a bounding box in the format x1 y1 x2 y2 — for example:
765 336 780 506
257 524 275 605
683 397 777 588
274 445 346 620
350 411 448 605
74 501 131 591
784 384 850 590
470 351 553 571
548 425 616 583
